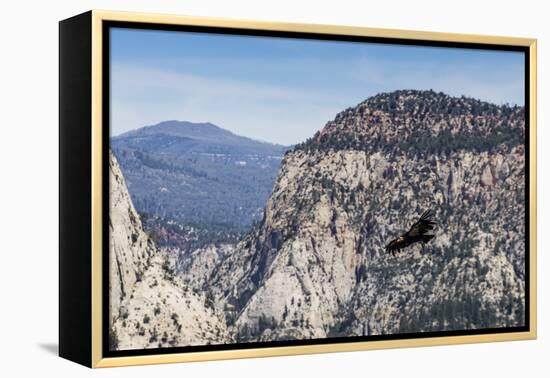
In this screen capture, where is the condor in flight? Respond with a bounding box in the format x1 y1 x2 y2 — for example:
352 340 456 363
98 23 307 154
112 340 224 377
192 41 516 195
385 210 436 256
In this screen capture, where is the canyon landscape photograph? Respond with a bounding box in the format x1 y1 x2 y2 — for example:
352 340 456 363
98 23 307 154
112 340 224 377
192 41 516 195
107 27 527 351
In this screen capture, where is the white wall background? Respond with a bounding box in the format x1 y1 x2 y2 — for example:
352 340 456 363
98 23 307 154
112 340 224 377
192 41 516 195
0 0 546 376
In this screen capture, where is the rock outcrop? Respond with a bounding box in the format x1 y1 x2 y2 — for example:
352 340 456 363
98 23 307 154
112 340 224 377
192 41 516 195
181 90 526 342
109 151 155 325
109 153 230 350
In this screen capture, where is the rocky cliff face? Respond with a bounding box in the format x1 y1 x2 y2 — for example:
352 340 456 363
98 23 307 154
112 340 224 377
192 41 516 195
109 151 155 325
109 153 230 350
180 90 526 342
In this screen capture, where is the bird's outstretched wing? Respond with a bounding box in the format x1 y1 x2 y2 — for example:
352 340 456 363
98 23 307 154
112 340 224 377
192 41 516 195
406 209 436 237
385 238 404 255
384 209 437 256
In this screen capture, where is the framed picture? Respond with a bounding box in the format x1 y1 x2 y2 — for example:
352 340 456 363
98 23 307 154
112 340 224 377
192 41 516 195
59 10 537 368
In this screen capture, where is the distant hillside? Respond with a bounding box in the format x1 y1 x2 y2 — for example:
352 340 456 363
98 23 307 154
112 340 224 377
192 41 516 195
116 120 286 155
111 121 289 250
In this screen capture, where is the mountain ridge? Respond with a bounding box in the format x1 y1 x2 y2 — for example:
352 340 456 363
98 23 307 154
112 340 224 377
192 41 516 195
115 120 287 151
296 89 524 155
189 90 526 341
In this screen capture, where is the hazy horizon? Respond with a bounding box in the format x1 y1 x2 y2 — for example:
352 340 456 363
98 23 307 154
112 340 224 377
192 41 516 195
110 28 525 145
111 119 291 146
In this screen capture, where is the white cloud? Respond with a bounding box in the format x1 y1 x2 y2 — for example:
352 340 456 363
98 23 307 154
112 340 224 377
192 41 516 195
111 63 351 145
111 55 524 145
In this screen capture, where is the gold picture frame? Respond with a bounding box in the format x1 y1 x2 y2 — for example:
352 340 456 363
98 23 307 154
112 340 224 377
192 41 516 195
59 10 537 368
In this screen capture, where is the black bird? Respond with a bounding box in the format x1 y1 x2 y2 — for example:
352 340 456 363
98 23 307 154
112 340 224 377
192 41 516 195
385 210 436 256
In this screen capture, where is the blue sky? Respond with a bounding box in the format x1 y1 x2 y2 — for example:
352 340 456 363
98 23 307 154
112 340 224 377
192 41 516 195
110 28 525 145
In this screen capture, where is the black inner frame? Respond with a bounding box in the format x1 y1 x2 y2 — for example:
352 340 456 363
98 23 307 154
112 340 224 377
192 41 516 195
102 20 531 358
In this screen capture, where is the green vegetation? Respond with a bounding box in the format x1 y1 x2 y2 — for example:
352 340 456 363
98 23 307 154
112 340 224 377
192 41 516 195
295 90 524 156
